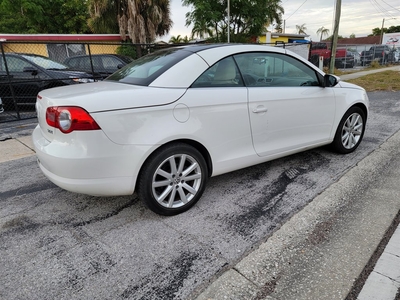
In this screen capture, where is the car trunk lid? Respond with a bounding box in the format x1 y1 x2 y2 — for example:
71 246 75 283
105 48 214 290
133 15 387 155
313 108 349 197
36 81 186 142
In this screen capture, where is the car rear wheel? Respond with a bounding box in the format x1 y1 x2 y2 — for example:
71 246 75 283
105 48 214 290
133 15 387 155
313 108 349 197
137 143 208 216
331 107 366 154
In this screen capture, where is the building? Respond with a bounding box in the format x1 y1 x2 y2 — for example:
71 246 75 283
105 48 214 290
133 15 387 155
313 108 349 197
259 32 310 44
0 34 124 62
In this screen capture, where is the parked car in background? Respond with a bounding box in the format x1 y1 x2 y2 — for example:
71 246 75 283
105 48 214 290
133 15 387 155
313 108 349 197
33 44 369 216
63 54 134 80
360 45 392 65
348 50 361 66
0 97 4 114
335 50 355 68
0 53 94 111
390 48 399 63
310 42 354 68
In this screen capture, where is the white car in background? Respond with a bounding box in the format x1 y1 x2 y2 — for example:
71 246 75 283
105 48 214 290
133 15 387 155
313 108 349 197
32 44 369 215
0 97 4 113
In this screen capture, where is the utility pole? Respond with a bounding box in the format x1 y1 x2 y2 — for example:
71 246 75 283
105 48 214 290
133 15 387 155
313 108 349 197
329 0 341 74
227 0 230 43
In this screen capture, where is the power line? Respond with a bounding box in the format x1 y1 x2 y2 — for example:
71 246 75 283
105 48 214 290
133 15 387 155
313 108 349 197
381 0 400 13
369 0 397 19
285 0 307 21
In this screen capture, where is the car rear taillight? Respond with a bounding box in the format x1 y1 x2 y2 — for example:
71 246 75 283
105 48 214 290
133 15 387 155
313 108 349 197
46 106 101 134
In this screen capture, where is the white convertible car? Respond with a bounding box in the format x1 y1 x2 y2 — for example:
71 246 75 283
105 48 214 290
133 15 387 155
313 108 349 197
32 44 369 215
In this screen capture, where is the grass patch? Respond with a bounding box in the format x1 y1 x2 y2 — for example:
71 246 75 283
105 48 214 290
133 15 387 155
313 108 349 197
347 70 400 92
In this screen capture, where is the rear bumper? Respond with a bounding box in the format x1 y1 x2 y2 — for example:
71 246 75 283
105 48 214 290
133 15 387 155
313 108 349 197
32 125 153 196
37 158 135 196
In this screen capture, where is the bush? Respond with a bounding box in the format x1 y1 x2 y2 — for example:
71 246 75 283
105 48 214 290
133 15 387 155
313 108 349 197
116 43 137 59
370 60 380 68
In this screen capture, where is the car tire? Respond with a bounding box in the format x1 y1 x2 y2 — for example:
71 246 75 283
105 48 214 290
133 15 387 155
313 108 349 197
331 107 366 154
137 143 208 216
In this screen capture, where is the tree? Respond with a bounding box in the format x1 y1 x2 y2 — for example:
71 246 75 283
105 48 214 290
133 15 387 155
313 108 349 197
316 26 329 41
349 33 356 38
169 35 184 43
274 21 283 33
88 0 172 56
370 27 385 36
369 25 400 36
191 18 214 39
295 23 307 35
387 25 400 33
183 0 284 43
87 0 119 33
89 1 171 42
0 0 91 34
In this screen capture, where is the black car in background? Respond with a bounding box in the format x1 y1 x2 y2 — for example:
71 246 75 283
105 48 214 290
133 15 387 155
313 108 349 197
63 54 133 80
0 53 94 111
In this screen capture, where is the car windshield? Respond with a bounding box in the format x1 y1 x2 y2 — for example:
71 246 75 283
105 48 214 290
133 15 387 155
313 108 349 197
118 55 134 64
22 55 68 70
106 47 191 86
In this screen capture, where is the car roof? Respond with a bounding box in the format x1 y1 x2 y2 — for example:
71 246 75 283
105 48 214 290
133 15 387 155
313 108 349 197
66 54 129 58
5 53 48 58
168 43 239 54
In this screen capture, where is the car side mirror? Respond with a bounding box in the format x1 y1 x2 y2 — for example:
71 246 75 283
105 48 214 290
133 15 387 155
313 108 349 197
324 74 339 87
23 66 38 76
117 64 124 69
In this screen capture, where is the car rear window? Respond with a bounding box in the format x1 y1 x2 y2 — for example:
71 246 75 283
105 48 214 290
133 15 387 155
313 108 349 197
106 47 192 86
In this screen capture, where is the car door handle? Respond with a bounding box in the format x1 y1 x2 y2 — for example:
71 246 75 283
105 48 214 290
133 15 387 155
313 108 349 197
252 106 268 113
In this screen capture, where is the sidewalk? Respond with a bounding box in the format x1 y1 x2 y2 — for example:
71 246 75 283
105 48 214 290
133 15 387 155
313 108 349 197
340 64 400 81
0 119 36 163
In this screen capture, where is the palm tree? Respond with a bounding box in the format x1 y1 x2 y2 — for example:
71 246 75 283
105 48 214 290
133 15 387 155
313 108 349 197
88 0 172 56
316 26 330 41
182 35 190 43
88 0 120 33
296 23 307 35
120 0 172 43
169 35 184 44
191 18 214 39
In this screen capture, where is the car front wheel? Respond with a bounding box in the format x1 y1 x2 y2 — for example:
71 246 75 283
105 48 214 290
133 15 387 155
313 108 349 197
137 143 208 216
331 107 366 154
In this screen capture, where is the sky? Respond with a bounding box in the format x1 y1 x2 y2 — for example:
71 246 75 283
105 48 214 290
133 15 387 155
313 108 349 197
160 0 400 42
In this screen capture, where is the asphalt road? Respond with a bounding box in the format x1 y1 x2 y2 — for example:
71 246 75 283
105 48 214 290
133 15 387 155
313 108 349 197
1 91 400 300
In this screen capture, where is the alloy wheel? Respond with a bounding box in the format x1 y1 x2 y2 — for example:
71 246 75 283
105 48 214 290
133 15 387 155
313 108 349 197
341 112 364 149
151 154 203 209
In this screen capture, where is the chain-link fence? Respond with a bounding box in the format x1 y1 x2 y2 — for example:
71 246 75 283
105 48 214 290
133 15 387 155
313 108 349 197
332 43 399 67
0 40 309 123
0 41 164 122
2 40 396 123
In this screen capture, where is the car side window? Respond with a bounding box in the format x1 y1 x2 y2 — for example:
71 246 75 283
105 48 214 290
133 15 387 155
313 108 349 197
233 52 320 87
82 57 94 69
192 56 244 88
67 58 79 68
102 56 120 69
5 57 33 72
0 56 5 71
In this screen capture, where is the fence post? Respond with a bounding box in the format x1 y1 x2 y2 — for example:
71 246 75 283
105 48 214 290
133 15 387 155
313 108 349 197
319 56 324 70
0 41 21 120
87 43 96 79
